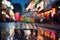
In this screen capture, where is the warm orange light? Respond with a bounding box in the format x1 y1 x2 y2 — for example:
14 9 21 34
51 32 56 40
38 28 44 35
45 12 49 19
31 0 35 3
38 35 44 40
59 38 60 40
20 17 25 22
52 8 56 14
30 18 35 22
45 30 51 38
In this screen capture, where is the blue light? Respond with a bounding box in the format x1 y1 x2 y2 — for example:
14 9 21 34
11 0 30 12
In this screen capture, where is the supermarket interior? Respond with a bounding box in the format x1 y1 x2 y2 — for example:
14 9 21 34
0 0 60 40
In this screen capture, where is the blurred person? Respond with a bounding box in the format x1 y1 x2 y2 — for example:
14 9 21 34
2 4 9 22
35 12 44 23
2 0 15 21
40 13 44 22
35 13 41 23
49 12 52 23
53 14 59 24
49 11 55 24
2 0 14 10
2 9 11 22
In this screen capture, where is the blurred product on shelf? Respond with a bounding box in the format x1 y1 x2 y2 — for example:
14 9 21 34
20 17 25 22
45 29 51 38
30 18 35 22
51 31 56 40
7 26 15 40
15 12 20 21
37 35 44 40
38 27 44 35
26 0 35 12
25 16 31 22
28 24 33 29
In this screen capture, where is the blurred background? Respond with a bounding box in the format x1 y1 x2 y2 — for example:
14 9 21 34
0 0 60 40
0 0 60 24
0 22 60 40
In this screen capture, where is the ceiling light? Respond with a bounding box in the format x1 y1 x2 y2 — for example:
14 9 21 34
58 6 60 9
